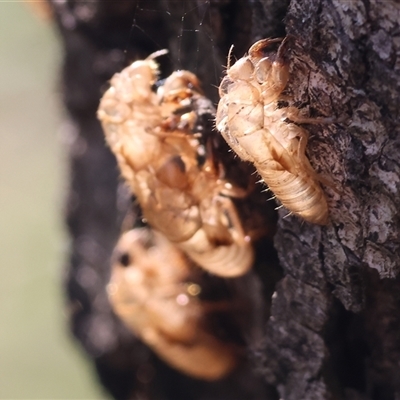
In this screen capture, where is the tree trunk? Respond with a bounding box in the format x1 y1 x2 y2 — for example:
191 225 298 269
49 0 400 399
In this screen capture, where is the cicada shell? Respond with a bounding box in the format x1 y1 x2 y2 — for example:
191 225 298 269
216 37 329 225
107 228 239 380
98 54 255 277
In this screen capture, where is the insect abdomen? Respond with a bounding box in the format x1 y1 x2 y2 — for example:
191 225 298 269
260 165 328 225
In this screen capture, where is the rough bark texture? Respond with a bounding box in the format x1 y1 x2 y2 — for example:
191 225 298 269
48 0 400 399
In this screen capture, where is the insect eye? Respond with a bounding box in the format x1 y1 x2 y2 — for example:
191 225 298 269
99 98 130 123
119 252 131 267
219 76 233 97
162 71 201 95
255 57 273 84
179 75 200 91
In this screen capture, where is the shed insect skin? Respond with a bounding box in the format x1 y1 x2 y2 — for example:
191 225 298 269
216 37 329 225
107 228 239 380
98 53 254 277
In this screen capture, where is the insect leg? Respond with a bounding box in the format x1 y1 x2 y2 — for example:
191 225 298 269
215 195 249 244
285 106 336 125
282 211 293 219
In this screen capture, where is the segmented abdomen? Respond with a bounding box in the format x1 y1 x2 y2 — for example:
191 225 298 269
259 161 328 225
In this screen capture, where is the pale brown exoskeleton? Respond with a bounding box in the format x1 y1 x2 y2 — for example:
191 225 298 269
98 53 254 277
216 37 329 225
107 228 239 380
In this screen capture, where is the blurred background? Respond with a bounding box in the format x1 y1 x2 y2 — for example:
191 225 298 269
0 3 105 398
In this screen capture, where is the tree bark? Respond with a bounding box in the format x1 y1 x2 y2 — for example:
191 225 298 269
49 0 400 399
